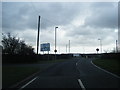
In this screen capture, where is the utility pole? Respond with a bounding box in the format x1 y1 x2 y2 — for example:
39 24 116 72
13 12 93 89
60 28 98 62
98 39 102 53
66 44 67 53
54 27 58 60
69 40 70 53
37 16 40 55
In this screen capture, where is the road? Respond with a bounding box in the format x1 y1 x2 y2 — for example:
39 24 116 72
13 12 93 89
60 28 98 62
19 58 120 89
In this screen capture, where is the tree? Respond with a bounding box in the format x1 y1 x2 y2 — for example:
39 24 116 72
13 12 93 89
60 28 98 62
2 33 35 55
2 33 19 54
17 41 35 55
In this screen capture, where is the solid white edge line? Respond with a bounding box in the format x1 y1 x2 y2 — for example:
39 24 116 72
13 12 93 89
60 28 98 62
20 77 38 89
91 60 120 79
78 79 86 90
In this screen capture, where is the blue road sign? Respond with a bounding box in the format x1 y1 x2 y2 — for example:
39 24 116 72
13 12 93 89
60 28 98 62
41 43 50 51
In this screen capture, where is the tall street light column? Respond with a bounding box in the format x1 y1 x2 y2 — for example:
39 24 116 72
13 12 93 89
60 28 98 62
98 39 102 53
69 40 70 53
116 40 118 53
54 27 58 60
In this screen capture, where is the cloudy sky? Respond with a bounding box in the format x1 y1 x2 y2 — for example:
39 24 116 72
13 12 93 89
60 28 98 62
1 1 118 54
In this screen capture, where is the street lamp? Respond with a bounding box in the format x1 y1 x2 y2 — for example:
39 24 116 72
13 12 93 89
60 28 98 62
116 40 118 53
69 40 70 53
98 38 102 53
66 44 67 53
54 27 58 60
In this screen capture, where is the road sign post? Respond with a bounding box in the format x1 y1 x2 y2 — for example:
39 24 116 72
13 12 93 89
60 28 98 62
41 43 50 52
41 43 50 60
96 48 99 54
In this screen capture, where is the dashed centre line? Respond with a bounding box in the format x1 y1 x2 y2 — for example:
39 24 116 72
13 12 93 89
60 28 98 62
78 79 86 90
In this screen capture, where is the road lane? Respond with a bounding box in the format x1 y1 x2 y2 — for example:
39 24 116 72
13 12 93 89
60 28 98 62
76 58 120 88
19 57 120 89
20 59 81 88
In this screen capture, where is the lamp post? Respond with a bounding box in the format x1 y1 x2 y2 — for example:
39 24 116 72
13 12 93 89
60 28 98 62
69 40 70 53
54 27 58 60
116 40 118 53
66 44 67 53
98 39 102 53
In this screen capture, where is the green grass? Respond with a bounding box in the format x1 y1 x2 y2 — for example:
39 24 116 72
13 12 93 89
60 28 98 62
2 58 71 88
2 66 40 88
37 59 70 64
92 59 120 76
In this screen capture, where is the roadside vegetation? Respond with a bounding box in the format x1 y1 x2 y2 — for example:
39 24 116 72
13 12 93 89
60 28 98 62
2 33 35 55
1 33 73 88
2 58 70 88
37 59 70 64
2 33 72 64
2 66 40 88
92 59 120 77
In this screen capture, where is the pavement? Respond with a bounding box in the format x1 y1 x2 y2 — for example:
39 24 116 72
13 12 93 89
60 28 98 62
6 58 120 89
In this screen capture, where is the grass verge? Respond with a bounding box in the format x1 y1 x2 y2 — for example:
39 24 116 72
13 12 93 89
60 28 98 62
37 59 70 64
2 66 40 88
92 59 120 76
2 58 71 88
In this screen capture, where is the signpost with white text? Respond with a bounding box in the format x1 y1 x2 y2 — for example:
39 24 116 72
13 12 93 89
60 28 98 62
41 43 50 54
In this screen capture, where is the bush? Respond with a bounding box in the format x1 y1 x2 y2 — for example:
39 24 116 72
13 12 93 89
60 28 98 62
101 53 120 60
2 54 38 63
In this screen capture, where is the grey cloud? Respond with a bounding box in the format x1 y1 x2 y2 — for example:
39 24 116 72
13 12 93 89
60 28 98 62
2 2 118 31
2 3 38 32
66 25 117 47
84 2 118 29
65 2 118 47
2 2 118 53
2 2 85 33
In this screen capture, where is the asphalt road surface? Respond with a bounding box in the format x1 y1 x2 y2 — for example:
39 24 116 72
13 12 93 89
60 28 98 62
19 58 120 89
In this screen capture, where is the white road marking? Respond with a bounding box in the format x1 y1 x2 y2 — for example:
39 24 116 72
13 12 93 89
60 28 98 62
91 60 120 79
20 77 38 89
78 79 86 90
76 63 78 66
